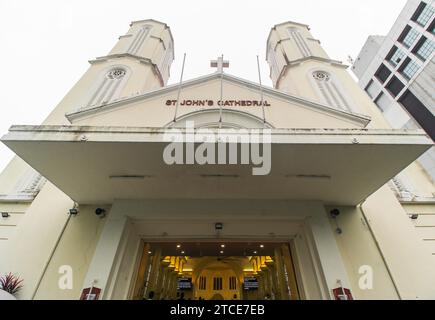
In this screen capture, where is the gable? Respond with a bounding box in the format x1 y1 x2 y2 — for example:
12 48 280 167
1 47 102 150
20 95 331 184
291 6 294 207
67 73 371 129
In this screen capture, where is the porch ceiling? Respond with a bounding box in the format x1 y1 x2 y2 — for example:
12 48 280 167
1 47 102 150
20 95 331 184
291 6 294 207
2 125 432 205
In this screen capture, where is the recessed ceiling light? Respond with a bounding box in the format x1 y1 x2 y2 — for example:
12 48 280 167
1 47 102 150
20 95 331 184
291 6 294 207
148 251 152 254
181 251 185 254
220 244 225 248
220 251 224 254
253 251 258 254
260 244 264 248
177 244 181 248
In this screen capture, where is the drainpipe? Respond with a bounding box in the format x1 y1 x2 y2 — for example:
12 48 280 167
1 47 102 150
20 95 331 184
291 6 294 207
31 203 76 300
358 199 402 300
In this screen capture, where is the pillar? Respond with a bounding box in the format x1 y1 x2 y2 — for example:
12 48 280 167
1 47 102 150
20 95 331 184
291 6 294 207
281 244 300 300
274 247 290 300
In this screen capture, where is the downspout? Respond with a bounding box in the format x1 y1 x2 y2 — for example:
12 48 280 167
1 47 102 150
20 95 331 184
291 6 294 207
31 203 76 300
358 199 402 300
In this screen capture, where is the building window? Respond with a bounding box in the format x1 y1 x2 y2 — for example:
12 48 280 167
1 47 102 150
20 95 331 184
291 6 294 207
199 276 207 290
411 2 434 27
374 64 392 83
229 277 237 290
399 90 435 140
374 92 393 112
213 277 223 291
386 76 405 97
429 18 435 34
386 46 406 67
398 26 420 48
413 37 435 61
399 58 420 80
365 80 378 99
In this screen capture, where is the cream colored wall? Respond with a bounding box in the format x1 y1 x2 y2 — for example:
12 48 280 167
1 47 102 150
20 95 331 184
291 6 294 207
402 203 435 264
325 205 399 300
72 78 364 129
34 205 107 300
0 202 29 247
195 266 239 300
0 183 72 299
361 186 435 299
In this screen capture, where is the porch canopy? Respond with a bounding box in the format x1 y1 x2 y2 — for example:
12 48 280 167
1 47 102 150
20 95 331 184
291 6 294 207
2 125 432 205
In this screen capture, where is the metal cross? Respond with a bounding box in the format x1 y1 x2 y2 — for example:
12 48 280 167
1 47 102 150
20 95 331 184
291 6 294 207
210 56 229 73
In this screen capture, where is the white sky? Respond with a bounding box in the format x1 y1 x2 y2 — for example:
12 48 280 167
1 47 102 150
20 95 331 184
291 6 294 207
0 0 407 172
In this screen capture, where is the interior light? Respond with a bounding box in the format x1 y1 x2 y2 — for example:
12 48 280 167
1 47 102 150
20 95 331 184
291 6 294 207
220 244 226 248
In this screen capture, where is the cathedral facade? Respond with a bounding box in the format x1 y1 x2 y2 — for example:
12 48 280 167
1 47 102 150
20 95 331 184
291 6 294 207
0 19 434 300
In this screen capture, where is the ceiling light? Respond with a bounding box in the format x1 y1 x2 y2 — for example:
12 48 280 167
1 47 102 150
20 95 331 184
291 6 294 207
220 244 226 248
220 251 224 254
260 244 264 248
176 244 181 248
181 251 185 254
253 251 258 254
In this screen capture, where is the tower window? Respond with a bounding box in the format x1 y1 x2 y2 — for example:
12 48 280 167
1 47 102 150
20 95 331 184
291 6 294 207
288 27 312 57
106 68 127 80
312 71 351 111
127 25 152 55
86 66 129 107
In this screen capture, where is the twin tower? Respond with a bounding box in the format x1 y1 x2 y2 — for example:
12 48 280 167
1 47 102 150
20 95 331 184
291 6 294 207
46 19 356 126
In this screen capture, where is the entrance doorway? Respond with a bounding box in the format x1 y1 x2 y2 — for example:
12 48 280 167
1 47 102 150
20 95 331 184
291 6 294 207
131 241 300 301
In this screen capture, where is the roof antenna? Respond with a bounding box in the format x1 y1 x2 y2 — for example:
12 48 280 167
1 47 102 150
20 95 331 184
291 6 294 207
173 53 187 123
219 54 225 129
257 55 267 127
211 55 229 129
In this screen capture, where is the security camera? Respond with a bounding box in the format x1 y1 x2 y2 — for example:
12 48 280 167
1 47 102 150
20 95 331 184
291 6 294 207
330 209 340 218
69 208 79 216
215 222 223 230
95 208 106 218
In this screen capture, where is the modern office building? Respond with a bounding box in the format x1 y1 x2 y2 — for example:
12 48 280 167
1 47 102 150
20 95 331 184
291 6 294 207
0 18 434 300
353 0 435 183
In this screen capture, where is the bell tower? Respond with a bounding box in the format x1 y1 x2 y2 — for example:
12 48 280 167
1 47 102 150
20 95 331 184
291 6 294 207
44 19 174 125
266 21 360 114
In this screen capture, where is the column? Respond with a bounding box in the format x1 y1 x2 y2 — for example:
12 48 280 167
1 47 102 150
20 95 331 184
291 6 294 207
281 244 300 300
81 213 129 299
132 243 151 300
147 248 162 294
274 247 290 300
309 212 351 299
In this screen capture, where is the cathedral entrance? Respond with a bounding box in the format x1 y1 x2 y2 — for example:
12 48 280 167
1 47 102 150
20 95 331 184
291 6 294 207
131 242 300 301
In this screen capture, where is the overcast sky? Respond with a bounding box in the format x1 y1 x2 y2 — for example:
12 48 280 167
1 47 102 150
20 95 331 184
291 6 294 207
0 0 407 172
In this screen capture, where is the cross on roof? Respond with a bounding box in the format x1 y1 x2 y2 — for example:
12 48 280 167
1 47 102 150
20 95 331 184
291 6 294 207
210 56 229 73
